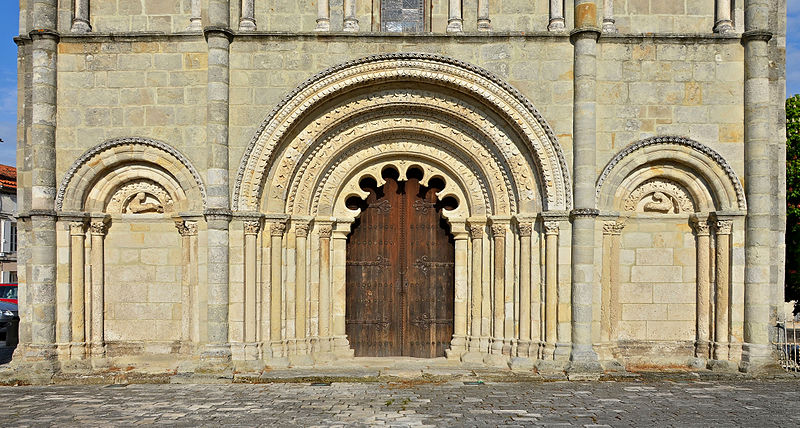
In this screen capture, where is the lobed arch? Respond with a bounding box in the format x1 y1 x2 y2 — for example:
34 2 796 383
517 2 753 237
233 53 572 214
595 136 747 214
56 137 207 214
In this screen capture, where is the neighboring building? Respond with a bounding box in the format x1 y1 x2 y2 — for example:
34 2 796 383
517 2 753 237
0 165 16 284
10 1 787 376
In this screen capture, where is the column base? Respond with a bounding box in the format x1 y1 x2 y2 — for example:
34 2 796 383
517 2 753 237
343 19 360 32
601 19 617 34
70 20 92 33
315 19 331 32
694 340 711 359
548 19 566 32
477 19 491 32
239 18 257 32
740 342 783 374
712 341 730 361
186 19 203 32
199 343 232 372
566 360 603 380
714 21 734 34
509 356 534 371
332 335 353 358
446 19 463 33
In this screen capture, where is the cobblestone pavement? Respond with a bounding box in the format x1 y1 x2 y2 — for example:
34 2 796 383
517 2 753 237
1 380 798 427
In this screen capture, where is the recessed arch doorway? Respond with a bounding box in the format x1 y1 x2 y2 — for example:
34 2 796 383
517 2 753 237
345 168 456 357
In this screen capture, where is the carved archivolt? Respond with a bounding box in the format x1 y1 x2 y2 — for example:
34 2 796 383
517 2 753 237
57 137 206 213
276 91 537 215
624 179 695 214
106 180 174 214
234 53 571 213
596 136 746 212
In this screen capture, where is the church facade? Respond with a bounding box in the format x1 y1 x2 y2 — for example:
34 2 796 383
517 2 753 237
12 0 788 376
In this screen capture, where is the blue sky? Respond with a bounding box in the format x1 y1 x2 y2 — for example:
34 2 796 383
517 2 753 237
0 4 797 167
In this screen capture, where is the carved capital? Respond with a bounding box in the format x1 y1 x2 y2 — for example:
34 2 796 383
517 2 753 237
602 220 625 236
89 220 107 236
714 219 733 235
543 221 560 236
517 223 533 237
691 218 711 236
175 221 198 237
468 224 483 239
270 222 286 237
244 220 261 236
490 224 505 238
318 226 332 239
69 222 85 236
294 222 310 238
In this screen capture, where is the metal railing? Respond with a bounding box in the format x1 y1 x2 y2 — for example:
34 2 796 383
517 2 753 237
775 307 800 372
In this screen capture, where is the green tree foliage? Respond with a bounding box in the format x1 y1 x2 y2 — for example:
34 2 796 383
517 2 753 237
787 94 800 307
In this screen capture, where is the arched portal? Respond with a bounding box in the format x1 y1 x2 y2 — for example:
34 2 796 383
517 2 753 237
345 168 456 358
233 54 570 364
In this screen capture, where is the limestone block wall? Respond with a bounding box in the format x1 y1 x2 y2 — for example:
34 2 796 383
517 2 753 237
596 40 745 178
612 1 721 34
617 218 696 343
55 38 208 185
89 0 195 33
103 220 183 345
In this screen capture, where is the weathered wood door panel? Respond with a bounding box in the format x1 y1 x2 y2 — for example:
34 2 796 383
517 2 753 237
346 176 454 357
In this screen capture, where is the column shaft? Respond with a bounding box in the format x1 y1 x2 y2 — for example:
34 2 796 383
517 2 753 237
343 0 359 32
569 0 601 368
244 221 260 343
714 219 732 360
468 222 484 352
316 0 331 31
239 0 256 31
89 221 106 357
188 0 203 31
518 223 533 356
544 222 559 356
602 0 616 33
205 215 230 356
69 222 85 344
742 0 775 369
331 223 352 355
71 0 91 32
447 0 463 32
693 218 711 359
451 233 469 354
549 0 566 31
295 222 309 353
490 224 505 355
270 222 285 355
318 226 332 351
477 0 491 31
715 0 733 33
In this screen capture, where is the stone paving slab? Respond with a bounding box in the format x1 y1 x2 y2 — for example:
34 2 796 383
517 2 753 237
1 380 799 426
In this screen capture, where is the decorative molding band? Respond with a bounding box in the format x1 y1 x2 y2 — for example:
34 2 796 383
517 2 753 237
595 135 747 211
741 30 773 43
570 208 600 219
55 137 207 211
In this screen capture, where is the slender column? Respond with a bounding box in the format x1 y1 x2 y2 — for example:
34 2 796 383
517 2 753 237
331 221 353 355
187 0 203 31
26 0 59 361
549 0 566 31
89 220 107 357
517 222 533 357
204 0 232 361
569 0 601 373
741 0 775 370
175 221 199 349
71 0 91 32
244 221 260 343
449 228 469 356
270 221 286 357
713 219 732 361
714 0 733 33
489 223 506 355
601 220 624 350
467 221 484 352
315 0 331 31
318 225 332 352
477 0 491 31
239 0 256 31
447 0 463 33
543 221 559 358
69 222 86 344
294 221 310 355
692 217 712 359
602 0 616 33
343 0 359 32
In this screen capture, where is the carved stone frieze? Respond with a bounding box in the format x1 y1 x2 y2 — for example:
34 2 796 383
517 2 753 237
106 180 174 214
623 179 695 214
234 53 571 213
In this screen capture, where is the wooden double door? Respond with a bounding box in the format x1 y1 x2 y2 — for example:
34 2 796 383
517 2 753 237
346 175 455 358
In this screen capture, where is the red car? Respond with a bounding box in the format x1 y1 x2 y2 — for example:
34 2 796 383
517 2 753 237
0 284 17 304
